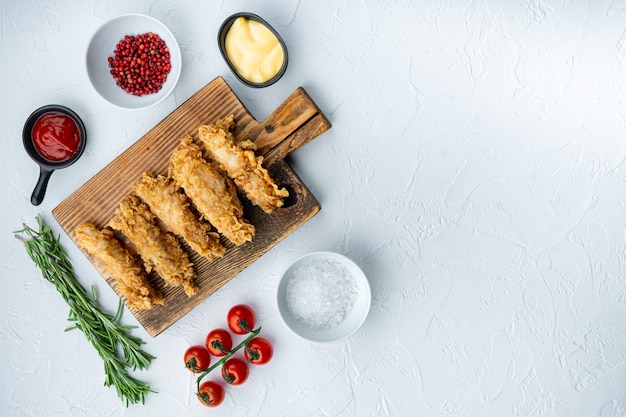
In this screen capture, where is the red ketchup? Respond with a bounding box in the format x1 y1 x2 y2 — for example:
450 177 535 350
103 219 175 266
32 112 81 162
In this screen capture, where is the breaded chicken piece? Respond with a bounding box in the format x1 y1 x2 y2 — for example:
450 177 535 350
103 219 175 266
132 172 226 261
169 135 255 246
108 195 198 296
198 115 289 213
75 222 164 310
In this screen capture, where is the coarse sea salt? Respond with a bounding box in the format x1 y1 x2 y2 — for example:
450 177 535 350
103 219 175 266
285 258 358 330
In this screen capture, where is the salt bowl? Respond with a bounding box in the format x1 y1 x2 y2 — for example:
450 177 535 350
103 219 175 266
276 251 371 343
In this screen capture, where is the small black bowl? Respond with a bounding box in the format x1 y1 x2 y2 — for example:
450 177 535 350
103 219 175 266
22 105 87 206
218 12 289 88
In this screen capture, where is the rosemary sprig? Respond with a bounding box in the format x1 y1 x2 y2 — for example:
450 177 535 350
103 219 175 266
14 215 155 406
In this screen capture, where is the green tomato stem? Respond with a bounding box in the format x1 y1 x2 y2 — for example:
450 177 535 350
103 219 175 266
195 326 261 393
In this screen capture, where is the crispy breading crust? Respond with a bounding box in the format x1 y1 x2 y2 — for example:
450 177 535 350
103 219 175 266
132 172 226 261
198 115 289 213
108 195 198 296
75 222 164 310
169 135 255 246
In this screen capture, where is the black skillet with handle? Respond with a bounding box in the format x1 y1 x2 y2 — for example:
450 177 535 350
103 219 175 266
22 105 87 206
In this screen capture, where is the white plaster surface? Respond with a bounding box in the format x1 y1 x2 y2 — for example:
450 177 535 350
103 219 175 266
2 0 626 416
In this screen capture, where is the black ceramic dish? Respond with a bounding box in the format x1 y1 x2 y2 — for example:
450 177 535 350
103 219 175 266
22 105 87 206
218 12 289 88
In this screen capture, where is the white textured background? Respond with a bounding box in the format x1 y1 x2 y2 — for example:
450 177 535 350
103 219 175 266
2 0 626 416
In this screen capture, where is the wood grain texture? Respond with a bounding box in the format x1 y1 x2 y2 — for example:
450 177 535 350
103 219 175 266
52 76 330 337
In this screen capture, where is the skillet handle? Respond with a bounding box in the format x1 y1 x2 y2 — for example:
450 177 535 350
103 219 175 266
30 167 54 206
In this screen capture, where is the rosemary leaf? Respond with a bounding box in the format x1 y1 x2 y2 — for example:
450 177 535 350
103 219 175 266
14 215 156 406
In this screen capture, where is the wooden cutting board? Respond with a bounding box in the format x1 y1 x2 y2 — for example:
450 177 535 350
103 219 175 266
53 76 331 337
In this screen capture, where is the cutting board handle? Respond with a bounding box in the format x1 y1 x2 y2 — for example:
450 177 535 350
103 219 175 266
241 87 331 163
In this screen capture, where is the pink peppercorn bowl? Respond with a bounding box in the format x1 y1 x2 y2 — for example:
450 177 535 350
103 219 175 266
86 14 181 110
276 251 371 343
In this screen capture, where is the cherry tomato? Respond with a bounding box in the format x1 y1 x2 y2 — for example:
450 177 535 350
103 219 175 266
244 337 273 365
222 357 249 385
227 304 256 335
184 345 211 373
206 328 233 357
197 380 224 407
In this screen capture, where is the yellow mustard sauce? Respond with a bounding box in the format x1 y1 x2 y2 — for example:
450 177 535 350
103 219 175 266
225 17 285 84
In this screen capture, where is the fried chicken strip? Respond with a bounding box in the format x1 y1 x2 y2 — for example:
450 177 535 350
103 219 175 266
198 115 289 213
108 194 198 296
132 172 226 261
75 222 164 310
169 135 255 246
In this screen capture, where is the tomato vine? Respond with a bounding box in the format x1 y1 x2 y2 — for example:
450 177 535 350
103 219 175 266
195 326 261 395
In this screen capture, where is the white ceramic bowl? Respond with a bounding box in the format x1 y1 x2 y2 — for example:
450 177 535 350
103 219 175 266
86 14 181 110
277 251 371 343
